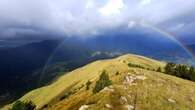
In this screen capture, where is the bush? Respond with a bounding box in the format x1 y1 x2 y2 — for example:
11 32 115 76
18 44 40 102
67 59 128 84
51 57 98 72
60 92 72 101
165 63 176 75
93 70 112 93
157 67 162 72
86 80 92 90
128 63 145 69
10 100 36 110
115 71 119 75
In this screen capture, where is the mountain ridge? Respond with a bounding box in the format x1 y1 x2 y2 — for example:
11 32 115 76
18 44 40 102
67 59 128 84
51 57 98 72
3 54 195 110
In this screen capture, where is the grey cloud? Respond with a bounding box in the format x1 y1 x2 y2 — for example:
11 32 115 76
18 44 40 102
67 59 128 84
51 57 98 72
0 0 195 39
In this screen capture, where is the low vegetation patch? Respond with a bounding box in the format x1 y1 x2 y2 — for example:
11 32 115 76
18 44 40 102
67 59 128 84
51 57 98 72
93 70 112 93
128 62 160 72
156 67 162 72
10 100 36 110
115 71 119 75
128 63 145 69
60 92 71 101
60 90 77 101
86 80 92 90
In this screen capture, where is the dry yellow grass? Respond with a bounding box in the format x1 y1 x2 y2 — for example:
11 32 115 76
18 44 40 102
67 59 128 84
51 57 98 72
3 54 195 110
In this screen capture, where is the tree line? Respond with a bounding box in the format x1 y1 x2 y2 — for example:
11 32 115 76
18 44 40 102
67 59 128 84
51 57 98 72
165 62 195 82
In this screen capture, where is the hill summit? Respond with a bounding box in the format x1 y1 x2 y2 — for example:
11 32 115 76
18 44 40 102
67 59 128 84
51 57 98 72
3 54 195 110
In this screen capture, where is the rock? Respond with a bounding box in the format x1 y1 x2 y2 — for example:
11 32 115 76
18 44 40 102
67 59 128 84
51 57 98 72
105 104 113 109
79 105 89 110
109 85 114 89
136 75 146 80
123 86 128 90
123 105 134 110
125 76 130 82
123 76 135 84
101 87 114 92
168 98 176 103
130 83 137 86
120 96 128 104
127 72 131 75
127 95 131 98
124 75 147 85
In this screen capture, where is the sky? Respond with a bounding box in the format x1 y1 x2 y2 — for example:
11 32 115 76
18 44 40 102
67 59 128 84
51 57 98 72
0 0 195 42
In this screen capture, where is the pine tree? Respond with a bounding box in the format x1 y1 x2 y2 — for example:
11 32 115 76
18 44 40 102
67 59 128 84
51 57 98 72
189 66 195 81
165 63 176 75
93 70 112 93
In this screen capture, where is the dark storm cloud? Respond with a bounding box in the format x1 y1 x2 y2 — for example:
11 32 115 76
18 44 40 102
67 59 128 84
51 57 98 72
0 0 195 39
158 10 195 43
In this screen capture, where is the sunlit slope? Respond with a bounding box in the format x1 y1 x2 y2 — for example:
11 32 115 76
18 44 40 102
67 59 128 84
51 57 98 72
3 54 195 110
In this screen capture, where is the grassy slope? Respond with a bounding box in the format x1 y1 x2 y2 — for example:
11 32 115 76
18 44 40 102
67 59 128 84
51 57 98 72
3 54 195 110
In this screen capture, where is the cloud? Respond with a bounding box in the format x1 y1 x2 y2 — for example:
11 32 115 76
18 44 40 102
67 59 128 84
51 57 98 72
98 0 125 16
158 10 195 39
86 1 95 9
128 21 136 28
0 0 195 39
168 23 185 31
140 0 151 6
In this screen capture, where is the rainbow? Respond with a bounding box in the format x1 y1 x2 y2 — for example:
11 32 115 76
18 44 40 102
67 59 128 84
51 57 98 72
142 23 195 59
37 25 195 84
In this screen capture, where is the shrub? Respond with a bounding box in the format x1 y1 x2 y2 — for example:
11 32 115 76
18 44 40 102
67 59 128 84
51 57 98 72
10 100 36 110
86 80 92 90
157 67 162 72
165 63 176 75
60 92 72 101
93 70 112 93
115 71 119 75
128 63 144 69
42 104 48 109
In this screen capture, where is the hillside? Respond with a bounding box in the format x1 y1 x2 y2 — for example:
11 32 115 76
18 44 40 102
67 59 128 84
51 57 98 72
3 54 195 110
0 39 118 106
